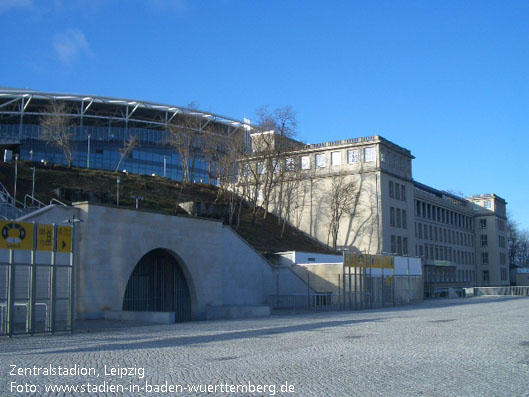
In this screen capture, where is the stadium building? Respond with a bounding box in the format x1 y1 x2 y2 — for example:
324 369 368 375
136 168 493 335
0 88 251 182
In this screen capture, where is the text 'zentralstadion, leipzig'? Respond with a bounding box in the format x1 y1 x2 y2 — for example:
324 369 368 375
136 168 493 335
0 88 510 331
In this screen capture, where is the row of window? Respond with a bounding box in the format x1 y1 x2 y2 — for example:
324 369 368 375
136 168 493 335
482 269 508 282
254 147 376 174
389 207 407 229
388 181 406 201
415 200 472 230
415 222 474 247
390 235 408 256
457 269 475 283
417 244 475 265
302 147 376 170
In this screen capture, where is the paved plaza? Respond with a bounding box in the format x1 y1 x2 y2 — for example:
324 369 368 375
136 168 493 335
1 297 528 396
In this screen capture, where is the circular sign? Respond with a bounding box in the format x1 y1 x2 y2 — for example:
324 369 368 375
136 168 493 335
1 223 26 244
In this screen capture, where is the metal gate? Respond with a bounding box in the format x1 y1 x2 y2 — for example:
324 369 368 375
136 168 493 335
122 249 191 322
0 221 74 336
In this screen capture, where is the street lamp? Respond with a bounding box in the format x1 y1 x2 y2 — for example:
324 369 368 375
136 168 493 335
13 154 18 206
163 155 167 177
29 150 33 162
116 177 120 206
130 195 144 209
87 134 91 169
30 166 36 204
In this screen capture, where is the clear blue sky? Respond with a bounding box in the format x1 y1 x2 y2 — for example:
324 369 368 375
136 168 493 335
2 0 528 229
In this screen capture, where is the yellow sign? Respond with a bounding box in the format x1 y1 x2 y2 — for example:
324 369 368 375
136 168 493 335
37 224 54 251
0 221 34 250
57 226 72 253
344 252 394 269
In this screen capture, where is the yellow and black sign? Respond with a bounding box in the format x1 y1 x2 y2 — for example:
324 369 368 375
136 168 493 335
37 224 54 251
344 252 394 269
57 226 73 253
0 221 34 250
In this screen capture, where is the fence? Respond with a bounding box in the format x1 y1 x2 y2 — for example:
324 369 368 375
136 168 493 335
266 271 423 311
0 221 74 336
473 286 529 297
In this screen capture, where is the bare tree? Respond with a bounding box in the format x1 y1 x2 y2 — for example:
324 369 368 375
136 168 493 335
40 101 74 167
115 135 139 172
327 174 358 249
211 130 247 227
166 103 207 185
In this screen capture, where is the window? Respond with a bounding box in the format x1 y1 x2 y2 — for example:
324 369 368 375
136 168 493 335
272 159 280 174
285 157 295 171
397 236 402 255
498 220 505 231
480 235 488 247
315 153 326 168
390 207 395 227
257 161 265 175
301 156 310 170
347 149 359 164
416 200 421 217
499 236 505 248
480 219 487 229
501 268 507 281
395 183 401 200
403 237 408 255
482 252 489 265
402 210 407 229
391 235 396 253
484 200 492 209
331 151 342 166
396 209 401 228
483 270 489 282
418 223 423 238
364 147 376 162
500 253 506 265
401 185 406 202
389 181 394 198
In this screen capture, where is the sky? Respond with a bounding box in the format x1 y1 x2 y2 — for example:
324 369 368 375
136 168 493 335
2 0 528 229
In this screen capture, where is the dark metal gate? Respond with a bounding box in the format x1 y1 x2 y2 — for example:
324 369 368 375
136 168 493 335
122 249 191 322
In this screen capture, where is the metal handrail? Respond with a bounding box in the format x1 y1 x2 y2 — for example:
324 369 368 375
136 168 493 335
24 194 46 209
0 181 25 208
50 198 68 207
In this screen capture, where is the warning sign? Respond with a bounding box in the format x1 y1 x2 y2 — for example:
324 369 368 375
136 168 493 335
37 224 54 251
0 221 34 250
57 226 72 253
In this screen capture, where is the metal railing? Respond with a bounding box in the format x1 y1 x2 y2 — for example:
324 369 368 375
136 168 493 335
50 198 68 207
473 286 529 297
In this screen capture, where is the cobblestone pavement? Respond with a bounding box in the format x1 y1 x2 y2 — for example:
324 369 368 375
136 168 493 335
1 297 528 396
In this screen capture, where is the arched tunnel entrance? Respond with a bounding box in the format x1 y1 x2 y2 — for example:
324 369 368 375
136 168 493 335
122 249 191 322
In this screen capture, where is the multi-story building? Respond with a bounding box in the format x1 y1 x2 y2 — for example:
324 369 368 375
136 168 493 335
249 132 509 287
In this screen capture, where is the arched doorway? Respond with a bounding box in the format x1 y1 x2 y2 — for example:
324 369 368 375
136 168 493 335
123 249 191 322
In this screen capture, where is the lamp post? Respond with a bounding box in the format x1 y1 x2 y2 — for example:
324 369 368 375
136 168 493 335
87 134 91 169
13 154 18 206
30 166 36 203
29 149 33 162
130 195 144 209
116 177 120 206
163 155 167 177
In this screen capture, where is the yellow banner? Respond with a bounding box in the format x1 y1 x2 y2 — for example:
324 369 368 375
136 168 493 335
0 221 34 250
344 252 394 269
37 224 54 251
57 226 73 253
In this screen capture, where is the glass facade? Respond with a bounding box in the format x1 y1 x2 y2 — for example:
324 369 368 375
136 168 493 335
2 124 213 183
